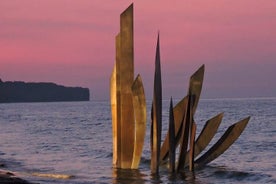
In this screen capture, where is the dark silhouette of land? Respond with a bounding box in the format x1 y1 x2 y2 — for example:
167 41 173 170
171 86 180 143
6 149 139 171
0 79 89 103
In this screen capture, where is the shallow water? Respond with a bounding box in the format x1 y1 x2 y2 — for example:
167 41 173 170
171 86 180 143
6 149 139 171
0 98 275 183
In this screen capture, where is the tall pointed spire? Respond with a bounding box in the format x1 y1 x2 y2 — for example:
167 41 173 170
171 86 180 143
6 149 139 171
169 97 176 173
151 33 162 174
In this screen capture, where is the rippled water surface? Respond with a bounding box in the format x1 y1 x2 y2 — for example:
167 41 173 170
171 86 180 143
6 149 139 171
0 98 275 183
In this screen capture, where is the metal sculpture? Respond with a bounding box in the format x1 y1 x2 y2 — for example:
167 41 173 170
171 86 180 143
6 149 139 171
110 4 250 173
110 4 146 169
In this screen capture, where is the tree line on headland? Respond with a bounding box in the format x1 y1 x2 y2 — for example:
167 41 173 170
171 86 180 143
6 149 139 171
0 79 90 103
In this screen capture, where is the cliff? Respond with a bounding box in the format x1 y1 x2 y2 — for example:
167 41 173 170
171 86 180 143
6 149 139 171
0 80 90 103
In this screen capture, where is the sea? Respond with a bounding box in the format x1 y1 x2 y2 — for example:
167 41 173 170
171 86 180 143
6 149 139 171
0 97 275 184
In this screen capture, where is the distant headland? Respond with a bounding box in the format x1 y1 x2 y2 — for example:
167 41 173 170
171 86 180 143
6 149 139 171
0 79 90 103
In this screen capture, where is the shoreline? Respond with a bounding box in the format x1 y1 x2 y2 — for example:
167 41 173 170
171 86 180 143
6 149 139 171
0 162 74 183
0 169 34 184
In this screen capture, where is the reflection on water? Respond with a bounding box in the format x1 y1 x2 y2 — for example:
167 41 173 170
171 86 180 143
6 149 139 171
112 168 146 184
166 172 198 184
111 166 234 184
112 167 206 184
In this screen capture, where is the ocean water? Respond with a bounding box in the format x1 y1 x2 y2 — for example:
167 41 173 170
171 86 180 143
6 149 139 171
0 98 275 184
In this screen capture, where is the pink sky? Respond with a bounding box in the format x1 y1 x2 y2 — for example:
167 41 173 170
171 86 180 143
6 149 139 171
1 0 275 100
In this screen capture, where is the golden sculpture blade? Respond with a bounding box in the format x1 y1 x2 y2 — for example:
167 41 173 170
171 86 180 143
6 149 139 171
189 64 204 114
185 113 224 165
131 74 147 169
168 97 176 173
151 33 162 174
194 117 250 168
110 64 118 166
119 4 135 168
114 33 122 168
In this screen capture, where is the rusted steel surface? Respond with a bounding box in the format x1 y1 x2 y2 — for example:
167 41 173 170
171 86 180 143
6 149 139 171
115 33 122 168
168 98 176 173
131 75 147 169
119 4 135 169
185 113 224 165
111 4 138 169
151 34 162 174
194 117 250 168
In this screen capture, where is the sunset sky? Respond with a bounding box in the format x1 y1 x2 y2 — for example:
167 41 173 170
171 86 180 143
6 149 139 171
1 0 275 100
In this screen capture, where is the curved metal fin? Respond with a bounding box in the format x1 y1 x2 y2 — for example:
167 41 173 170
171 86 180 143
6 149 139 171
185 113 224 165
131 74 147 169
194 117 250 168
110 64 118 166
112 32 122 168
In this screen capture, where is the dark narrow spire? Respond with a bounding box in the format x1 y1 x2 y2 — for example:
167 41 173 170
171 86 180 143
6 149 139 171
151 33 162 174
169 97 176 172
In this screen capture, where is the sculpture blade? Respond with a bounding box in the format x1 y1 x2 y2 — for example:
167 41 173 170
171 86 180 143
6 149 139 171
110 64 118 166
189 122 197 171
194 117 250 168
185 113 224 165
177 95 193 171
151 33 162 174
160 96 187 162
189 64 204 114
114 33 122 168
131 75 147 169
119 4 135 168
168 97 176 173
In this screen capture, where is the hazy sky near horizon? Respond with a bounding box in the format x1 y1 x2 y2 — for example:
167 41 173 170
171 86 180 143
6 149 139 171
1 0 275 100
